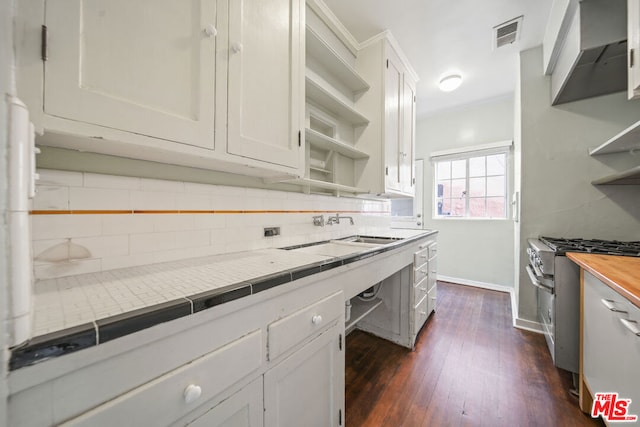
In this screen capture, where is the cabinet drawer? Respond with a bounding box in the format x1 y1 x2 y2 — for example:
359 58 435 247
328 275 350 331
427 283 437 315
428 242 438 259
413 246 429 269
414 294 429 333
62 330 263 427
413 263 429 285
268 292 343 361
414 275 429 306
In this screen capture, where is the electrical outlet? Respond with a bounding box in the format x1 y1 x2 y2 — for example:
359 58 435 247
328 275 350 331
264 227 280 237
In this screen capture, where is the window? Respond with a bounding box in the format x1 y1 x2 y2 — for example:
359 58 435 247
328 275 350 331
433 145 509 219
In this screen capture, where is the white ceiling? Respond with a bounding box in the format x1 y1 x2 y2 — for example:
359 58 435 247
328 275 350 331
322 0 554 118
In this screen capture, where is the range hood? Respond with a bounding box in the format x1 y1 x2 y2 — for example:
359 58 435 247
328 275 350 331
551 0 627 105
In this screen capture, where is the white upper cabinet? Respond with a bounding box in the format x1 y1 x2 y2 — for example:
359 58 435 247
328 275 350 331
401 75 416 195
15 0 304 177
357 35 417 197
225 0 303 169
384 50 402 193
629 0 640 99
44 0 216 150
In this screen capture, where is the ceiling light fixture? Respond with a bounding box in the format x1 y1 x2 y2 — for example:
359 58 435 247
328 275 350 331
439 74 463 92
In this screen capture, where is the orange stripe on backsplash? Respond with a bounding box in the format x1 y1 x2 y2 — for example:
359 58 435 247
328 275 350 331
30 209 390 215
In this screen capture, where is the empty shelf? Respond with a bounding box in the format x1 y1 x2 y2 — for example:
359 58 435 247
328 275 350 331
590 120 640 155
345 298 383 331
305 75 369 126
306 27 370 95
305 128 369 159
592 165 640 185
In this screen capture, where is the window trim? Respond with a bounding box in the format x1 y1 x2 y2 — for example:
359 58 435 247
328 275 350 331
431 141 512 220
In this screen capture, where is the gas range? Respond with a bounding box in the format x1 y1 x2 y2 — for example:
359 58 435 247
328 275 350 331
526 235 640 375
539 237 640 257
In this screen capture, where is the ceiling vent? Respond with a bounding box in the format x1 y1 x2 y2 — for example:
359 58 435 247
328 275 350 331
493 16 523 49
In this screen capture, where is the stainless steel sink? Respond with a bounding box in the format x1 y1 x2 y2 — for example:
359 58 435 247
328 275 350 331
282 235 401 257
290 241 379 257
337 236 401 245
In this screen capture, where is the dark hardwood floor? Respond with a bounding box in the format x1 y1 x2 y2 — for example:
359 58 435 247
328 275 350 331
345 282 603 427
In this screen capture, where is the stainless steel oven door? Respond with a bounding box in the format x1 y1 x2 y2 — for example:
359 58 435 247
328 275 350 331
525 264 554 293
526 263 556 363
537 285 555 363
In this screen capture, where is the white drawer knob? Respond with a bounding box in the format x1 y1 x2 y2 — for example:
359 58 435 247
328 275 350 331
421 269 427 274
312 315 323 324
204 24 217 37
231 42 243 53
184 384 202 404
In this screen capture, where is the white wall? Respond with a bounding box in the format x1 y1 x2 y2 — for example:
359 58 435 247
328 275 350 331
517 46 640 321
0 0 14 422
416 96 515 289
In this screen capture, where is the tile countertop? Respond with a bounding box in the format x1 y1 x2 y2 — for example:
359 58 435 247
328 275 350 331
567 252 640 308
11 228 435 370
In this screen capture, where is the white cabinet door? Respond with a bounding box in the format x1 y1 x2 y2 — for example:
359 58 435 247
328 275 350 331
184 378 263 427
226 0 303 169
400 76 416 195
384 49 403 193
44 0 216 149
629 0 640 99
583 272 640 410
264 323 344 427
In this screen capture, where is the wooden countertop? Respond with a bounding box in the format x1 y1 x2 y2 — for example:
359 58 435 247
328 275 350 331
567 252 640 308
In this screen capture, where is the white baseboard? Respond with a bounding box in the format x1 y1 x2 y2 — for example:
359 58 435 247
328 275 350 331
437 275 544 334
513 317 544 333
437 275 512 293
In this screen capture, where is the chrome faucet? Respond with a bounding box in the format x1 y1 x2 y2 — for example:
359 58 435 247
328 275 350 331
326 213 354 225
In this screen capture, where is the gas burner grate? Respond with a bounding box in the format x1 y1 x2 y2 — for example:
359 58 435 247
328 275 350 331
540 237 640 257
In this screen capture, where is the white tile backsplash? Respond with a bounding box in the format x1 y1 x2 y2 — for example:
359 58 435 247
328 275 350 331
31 169 391 279
70 187 131 211
131 190 178 210
32 214 102 240
37 169 84 187
33 186 69 210
102 214 155 235
83 173 141 190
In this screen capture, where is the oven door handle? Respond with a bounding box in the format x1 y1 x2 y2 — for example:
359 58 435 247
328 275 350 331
526 265 554 293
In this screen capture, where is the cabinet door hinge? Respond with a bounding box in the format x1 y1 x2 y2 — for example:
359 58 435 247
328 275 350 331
414 95 416 102
385 166 389 176
41 25 48 61
339 409 343 426
298 130 301 147
386 59 389 68
631 48 635 68
338 334 343 351
412 177 416 185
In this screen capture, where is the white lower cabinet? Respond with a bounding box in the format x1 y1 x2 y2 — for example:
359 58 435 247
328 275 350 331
60 330 263 427
264 322 344 427
410 238 437 345
182 377 263 427
582 271 640 411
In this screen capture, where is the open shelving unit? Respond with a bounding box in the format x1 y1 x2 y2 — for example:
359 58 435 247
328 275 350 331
276 3 372 196
590 120 640 185
345 298 383 332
